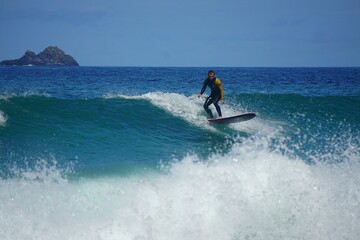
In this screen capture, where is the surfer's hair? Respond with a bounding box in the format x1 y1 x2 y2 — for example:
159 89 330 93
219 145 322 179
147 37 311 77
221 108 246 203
208 70 215 75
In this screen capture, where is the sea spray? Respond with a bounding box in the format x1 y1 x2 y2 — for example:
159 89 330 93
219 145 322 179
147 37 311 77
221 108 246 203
1 136 359 240
0 110 7 126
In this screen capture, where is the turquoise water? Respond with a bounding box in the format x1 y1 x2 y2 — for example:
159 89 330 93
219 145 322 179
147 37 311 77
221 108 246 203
0 67 360 239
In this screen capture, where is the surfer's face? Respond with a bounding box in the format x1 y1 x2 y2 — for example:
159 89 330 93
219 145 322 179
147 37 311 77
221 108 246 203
208 72 214 79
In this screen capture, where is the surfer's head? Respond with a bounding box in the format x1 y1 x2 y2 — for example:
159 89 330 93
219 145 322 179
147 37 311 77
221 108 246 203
208 70 215 79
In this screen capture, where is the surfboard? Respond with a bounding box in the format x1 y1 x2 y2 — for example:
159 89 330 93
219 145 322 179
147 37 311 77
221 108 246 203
207 112 256 124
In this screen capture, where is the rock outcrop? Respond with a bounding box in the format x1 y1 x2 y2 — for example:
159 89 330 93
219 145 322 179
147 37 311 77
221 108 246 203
0 46 79 66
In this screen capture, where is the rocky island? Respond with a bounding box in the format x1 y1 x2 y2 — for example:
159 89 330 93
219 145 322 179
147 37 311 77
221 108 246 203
0 46 79 66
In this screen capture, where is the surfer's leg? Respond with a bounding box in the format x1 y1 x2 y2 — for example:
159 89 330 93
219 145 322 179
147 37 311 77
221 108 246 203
203 96 214 118
213 96 222 117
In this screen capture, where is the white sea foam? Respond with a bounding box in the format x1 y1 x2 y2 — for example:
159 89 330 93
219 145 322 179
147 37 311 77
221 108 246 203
0 91 51 100
1 137 359 240
0 95 10 100
144 92 210 126
0 110 7 126
22 91 51 97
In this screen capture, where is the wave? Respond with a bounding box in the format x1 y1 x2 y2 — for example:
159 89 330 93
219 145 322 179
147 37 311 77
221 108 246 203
1 135 359 240
1 92 358 166
1 93 262 173
105 92 272 134
3 91 359 122
0 93 231 137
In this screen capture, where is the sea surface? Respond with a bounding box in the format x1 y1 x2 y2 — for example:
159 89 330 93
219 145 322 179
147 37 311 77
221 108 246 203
0 66 360 240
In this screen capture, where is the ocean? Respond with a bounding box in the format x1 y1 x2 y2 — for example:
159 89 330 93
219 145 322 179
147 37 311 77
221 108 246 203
0 66 359 240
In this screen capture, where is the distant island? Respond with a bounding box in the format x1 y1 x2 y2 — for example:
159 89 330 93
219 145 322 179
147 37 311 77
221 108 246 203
0 46 79 66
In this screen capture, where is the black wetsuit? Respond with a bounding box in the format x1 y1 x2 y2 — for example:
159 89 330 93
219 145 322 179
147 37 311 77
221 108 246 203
200 77 224 118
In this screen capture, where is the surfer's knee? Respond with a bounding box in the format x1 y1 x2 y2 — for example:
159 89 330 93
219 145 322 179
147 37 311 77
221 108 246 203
203 103 209 110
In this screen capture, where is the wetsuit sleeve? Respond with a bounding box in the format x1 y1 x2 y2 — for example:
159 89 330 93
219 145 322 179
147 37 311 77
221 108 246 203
216 78 225 100
200 79 207 95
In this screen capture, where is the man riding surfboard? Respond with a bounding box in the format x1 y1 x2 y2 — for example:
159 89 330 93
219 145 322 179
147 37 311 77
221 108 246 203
198 70 225 119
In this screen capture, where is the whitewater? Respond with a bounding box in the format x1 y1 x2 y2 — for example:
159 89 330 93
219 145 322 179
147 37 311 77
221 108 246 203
1 137 359 240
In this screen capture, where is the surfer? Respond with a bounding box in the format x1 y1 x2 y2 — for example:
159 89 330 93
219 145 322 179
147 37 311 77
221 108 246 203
198 70 225 119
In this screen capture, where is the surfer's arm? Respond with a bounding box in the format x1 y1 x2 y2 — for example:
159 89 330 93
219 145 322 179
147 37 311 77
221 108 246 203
216 78 225 101
198 80 207 97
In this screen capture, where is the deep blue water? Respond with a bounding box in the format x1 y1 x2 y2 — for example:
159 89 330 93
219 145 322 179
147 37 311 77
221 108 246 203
0 66 359 239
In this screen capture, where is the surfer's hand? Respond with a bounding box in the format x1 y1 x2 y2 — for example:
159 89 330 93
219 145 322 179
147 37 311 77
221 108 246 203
221 100 225 104
197 94 202 98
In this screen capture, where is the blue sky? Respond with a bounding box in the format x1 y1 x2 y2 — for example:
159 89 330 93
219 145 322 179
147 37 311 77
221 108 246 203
1 0 359 67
